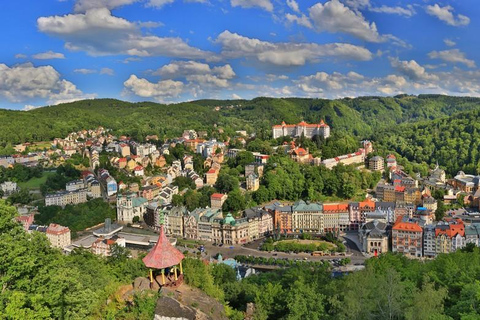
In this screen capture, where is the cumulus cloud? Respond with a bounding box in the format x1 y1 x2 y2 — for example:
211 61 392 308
428 49 476 68
286 0 300 13
123 75 184 101
216 30 372 66
231 0 273 12
32 51 66 59
23 105 40 111
0 63 94 104
309 0 385 42
443 39 456 47
15 54 27 59
426 4 469 26
232 93 242 99
38 8 215 60
390 57 438 81
74 68 97 74
286 13 313 29
74 0 139 12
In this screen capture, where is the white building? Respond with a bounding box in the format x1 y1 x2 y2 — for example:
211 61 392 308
116 193 148 223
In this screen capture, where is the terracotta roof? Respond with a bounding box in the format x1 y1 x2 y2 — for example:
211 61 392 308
395 186 405 192
359 199 375 209
323 203 349 211
206 169 217 174
134 166 144 171
211 193 225 199
46 223 70 235
143 226 184 269
392 219 422 232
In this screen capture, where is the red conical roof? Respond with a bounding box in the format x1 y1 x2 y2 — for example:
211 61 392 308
142 225 184 269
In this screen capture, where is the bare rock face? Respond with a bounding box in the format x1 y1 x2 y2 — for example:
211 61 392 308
245 303 255 320
133 277 151 292
153 296 209 320
154 284 228 320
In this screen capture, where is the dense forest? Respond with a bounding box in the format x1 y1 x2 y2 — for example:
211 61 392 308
0 95 479 145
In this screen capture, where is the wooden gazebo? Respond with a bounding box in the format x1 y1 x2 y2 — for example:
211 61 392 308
142 225 185 288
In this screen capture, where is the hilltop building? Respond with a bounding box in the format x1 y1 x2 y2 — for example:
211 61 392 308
272 120 330 139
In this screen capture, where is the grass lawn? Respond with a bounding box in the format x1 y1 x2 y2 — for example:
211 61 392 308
276 239 336 250
29 141 53 151
18 171 55 190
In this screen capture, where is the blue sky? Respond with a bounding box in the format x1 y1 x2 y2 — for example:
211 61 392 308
0 0 478 110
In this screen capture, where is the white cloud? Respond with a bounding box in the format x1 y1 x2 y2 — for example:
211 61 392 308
428 49 476 68
231 0 273 12
23 105 39 111
38 8 215 60
32 51 66 60
74 68 97 74
309 0 385 42
286 0 300 13
443 39 456 47
123 75 184 101
341 0 415 17
369 5 415 17
74 0 139 12
0 63 94 104
100 67 115 75
426 4 469 26
390 57 438 81
146 0 174 8
154 61 236 92
15 54 27 59
216 30 372 66
286 13 313 29
266 74 289 81
232 93 242 99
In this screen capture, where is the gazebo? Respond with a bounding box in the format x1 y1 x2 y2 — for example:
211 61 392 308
142 225 185 288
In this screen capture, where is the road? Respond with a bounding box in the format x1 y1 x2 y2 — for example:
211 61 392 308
196 240 367 265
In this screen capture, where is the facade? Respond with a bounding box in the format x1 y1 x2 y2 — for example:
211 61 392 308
46 223 71 248
166 206 188 237
369 156 384 171
91 236 126 256
291 200 323 233
452 171 480 193
45 189 87 206
205 169 219 186
246 173 260 191
0 181 18 196
359 220 389 256
272 120 330 139
423 224 437 258
66 179 85 192
392 216 423 258
212 214 249 245
435 219 465 254
116 193 148 223
211 193 228 209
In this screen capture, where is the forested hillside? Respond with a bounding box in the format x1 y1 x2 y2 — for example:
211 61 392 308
2 95 480 145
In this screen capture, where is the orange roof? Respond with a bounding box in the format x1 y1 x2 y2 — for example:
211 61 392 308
395 186 405 192
134 166 143 171
436 222 465 237
323 203 349 212
207 169 217 174
392 219 422 232
293 148 307 156
359 199 375 209
211 193 225 199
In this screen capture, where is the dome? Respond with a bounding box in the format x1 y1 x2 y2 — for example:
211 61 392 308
457 171 465 177
224 213 235 225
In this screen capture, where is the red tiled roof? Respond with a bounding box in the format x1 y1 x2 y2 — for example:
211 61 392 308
211 193 225 199
143 226 184 269
393 219 422 232
323 203 349 212
207 169 217 174
134 166 143 171
395 186 405 192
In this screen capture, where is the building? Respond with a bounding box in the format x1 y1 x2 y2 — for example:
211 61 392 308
272 120 330 139
46 223 71 248
196 208 223 242
91 236 126 256
291 200 324 233
359 220 389 256
116 193 148 223
392 216 423 258
369 156 384 171
0 181 18 196
212 214 249 245
435 219 465 254
452 171 480 193
205 169 219 186
211 193 227 209
165 206 188 237
321 147 370 169
386 154 397 168
66 180 85 192
45 189 87 206
246 173 260 191
423 224 437 258
323 203 349 232
15 213 34 231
